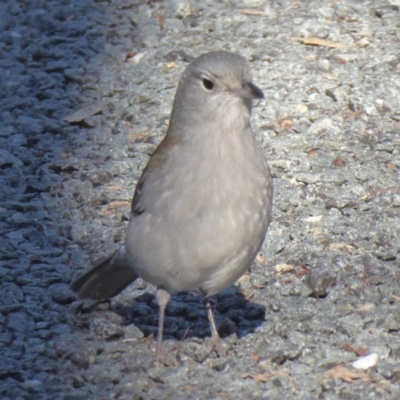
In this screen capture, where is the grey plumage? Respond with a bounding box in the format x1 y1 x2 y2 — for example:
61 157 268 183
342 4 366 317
70 51 273 357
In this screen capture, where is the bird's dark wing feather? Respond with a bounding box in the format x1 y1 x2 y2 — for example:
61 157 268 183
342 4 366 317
131 131 183 217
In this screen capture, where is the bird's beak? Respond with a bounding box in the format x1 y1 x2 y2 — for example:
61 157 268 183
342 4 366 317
233 81 264 100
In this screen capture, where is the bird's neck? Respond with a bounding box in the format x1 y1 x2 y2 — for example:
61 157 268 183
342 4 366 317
170 100 252 141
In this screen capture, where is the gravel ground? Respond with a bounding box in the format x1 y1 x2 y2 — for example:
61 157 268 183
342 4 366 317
1 0 400 399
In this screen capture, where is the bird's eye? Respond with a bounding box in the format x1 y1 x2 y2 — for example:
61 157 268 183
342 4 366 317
202 78 214 91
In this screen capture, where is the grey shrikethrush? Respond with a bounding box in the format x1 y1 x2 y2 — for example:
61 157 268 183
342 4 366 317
70 51 273 357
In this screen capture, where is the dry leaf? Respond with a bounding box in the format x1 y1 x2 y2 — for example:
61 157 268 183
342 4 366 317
237 274 250 284
101 201 130 215
345 18 359 23
105 184 123 191
389 294 400 302
275 264 294 274
139 334 154 344
154 14 165 29
107 201 130 210
235 8 271 17
386 162 396 170
326 365 369 382
125 51 137 61
289 206 295 224
358 303 375 312
332 157 346 167
280 118 294 130
370 187 400 196
323 73 339 81
372 381 391 390
241 373 273 382
294 37 346 48
127 52 146 64
296 265 309 277
128 132 151 142
122 338 138 343
274 117 294 130
328 243 355 253
64 104 104 123
242 371 290 382
357 38 370 47
342 344 368 357
180 384 198 393
345 110 363 119
253 283 267 289
256 253 268 265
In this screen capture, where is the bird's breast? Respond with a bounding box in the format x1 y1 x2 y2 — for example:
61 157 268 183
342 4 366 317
127 127 272 293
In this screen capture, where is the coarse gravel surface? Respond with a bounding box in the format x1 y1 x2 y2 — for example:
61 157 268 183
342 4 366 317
1 0 400 399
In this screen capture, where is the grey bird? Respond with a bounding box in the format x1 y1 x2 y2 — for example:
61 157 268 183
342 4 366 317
70 51 273 357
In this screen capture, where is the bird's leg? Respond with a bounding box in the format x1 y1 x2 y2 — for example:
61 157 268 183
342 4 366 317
155 287 171 359
206 298 220 342
205 298 230 356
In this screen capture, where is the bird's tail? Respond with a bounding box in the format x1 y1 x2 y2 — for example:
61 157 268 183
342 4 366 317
70 246 138 301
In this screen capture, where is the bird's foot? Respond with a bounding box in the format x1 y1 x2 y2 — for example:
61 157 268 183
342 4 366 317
206 336 232 357
154 342 179 367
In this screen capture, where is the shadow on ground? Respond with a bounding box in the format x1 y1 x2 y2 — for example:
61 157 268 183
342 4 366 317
106 286 267 341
